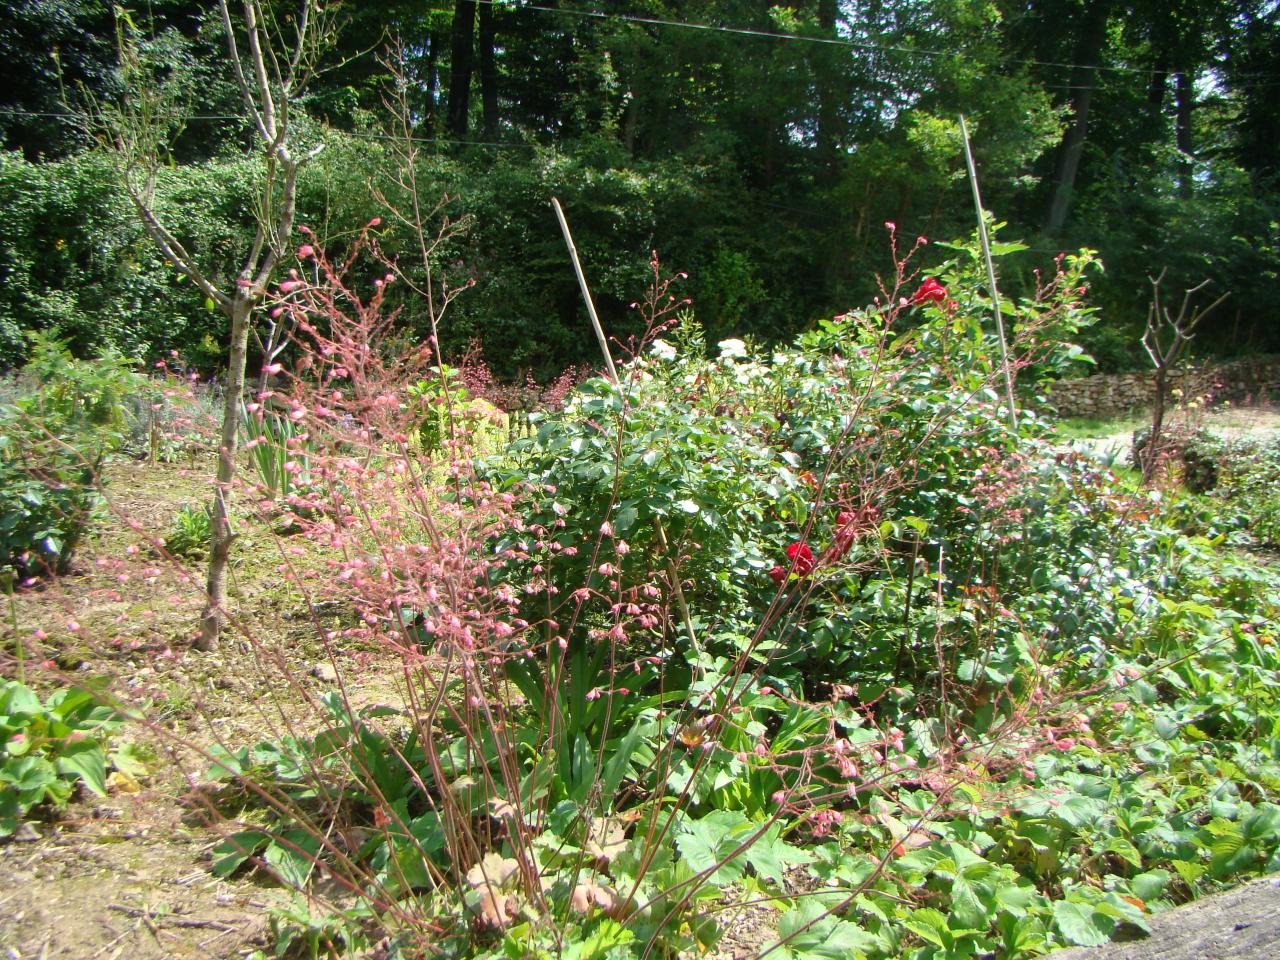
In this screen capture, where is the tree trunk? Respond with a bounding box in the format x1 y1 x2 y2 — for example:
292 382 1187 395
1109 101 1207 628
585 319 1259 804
1175 70 1194 197
425 27 442 131
197 292 253 650
1141 366 1167 486
1045 0 1111 236
813 0 842 186
478 0 498 139
447 0 476 137
1147 60 1167 123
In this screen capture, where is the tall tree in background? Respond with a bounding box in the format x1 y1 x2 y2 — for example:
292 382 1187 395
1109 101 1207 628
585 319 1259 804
7 0 1277 378
1045 0 1113 235
447 0 476 136
1226 0 1278 184
478 0 499 138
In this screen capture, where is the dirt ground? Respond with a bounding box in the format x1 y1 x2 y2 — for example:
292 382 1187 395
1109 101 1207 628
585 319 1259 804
0 458 397 959
0 791 271 959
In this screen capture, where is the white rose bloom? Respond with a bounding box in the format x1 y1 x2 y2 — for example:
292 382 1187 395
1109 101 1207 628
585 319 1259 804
650 339 678 361
718 338 747 359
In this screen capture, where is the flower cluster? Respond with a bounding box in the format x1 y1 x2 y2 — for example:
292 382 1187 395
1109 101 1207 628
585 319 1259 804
769 542 815 585
910 277 947 305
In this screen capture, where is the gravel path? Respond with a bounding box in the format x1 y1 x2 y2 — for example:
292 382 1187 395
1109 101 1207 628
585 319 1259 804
1050 876 1280 960
1063 407 1280 464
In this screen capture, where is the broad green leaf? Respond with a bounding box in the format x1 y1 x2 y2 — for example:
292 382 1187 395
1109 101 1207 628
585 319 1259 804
745 824 814 885
1131 870 1170 902
948 877 989 932
1 755 56 796
903 908 949 947
264 830 321 888
211 830 271 878
1053 901 1112 947
775 901 876 960
54 740 108 797
675 810 750 883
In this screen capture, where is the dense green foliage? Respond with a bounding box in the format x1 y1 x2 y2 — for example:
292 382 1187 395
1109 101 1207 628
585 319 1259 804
2 0 1278 376
182 244 1280 960
0 336 143 580
1170 432 1280 549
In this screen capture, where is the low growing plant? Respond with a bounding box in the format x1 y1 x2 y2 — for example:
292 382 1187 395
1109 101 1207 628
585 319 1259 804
241 402 312 502
164 503 213 559
0 680 125 836
0 334 147 581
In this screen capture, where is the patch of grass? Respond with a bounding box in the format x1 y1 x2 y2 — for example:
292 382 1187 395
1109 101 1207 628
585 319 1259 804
1053 414 1146 439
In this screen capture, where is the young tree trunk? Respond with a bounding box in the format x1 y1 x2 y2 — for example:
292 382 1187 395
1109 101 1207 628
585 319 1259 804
104 0 324 650
447 0 476 137
1045 0 1111 235
1141 366 1168 486
197 292 253 650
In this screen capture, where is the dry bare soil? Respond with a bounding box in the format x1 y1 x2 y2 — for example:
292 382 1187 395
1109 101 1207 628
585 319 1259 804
0 459 397 959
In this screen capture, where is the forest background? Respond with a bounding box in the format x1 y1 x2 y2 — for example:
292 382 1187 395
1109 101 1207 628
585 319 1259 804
1 0 1277 381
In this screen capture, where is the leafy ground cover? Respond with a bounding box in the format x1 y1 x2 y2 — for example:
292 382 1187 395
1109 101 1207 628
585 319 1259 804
2 237 1279 960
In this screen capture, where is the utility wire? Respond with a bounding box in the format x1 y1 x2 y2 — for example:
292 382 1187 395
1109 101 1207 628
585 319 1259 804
471 0 1280 82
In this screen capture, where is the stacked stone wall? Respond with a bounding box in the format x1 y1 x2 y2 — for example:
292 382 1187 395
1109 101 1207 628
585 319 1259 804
1044 356 1280 419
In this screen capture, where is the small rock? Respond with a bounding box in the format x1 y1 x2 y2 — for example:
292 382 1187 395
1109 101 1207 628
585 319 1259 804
310 662 338 682
12 822 41 842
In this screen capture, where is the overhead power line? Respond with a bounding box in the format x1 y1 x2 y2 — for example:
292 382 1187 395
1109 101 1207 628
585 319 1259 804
474 0 1280 82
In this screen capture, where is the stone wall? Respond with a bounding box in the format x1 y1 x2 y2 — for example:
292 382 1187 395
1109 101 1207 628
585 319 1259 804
1044 356 1280 420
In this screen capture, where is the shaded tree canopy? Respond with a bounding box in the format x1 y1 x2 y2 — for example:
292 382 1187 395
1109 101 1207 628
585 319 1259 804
2 0 1278 375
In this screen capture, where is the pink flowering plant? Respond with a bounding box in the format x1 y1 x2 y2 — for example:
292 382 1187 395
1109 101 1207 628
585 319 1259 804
137 224 1280 960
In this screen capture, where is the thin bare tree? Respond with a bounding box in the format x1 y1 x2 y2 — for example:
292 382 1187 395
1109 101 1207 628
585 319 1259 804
100 0 335 649
1138 270 1228 486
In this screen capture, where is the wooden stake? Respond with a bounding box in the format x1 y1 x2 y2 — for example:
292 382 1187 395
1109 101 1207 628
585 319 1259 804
550 197 700 661
551 197 619 383
959 116 1019 434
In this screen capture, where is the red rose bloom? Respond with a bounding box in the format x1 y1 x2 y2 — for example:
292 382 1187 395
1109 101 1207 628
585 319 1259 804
910 277 947 305
833 511 856 557
786 542 816 576
768 565 788 586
